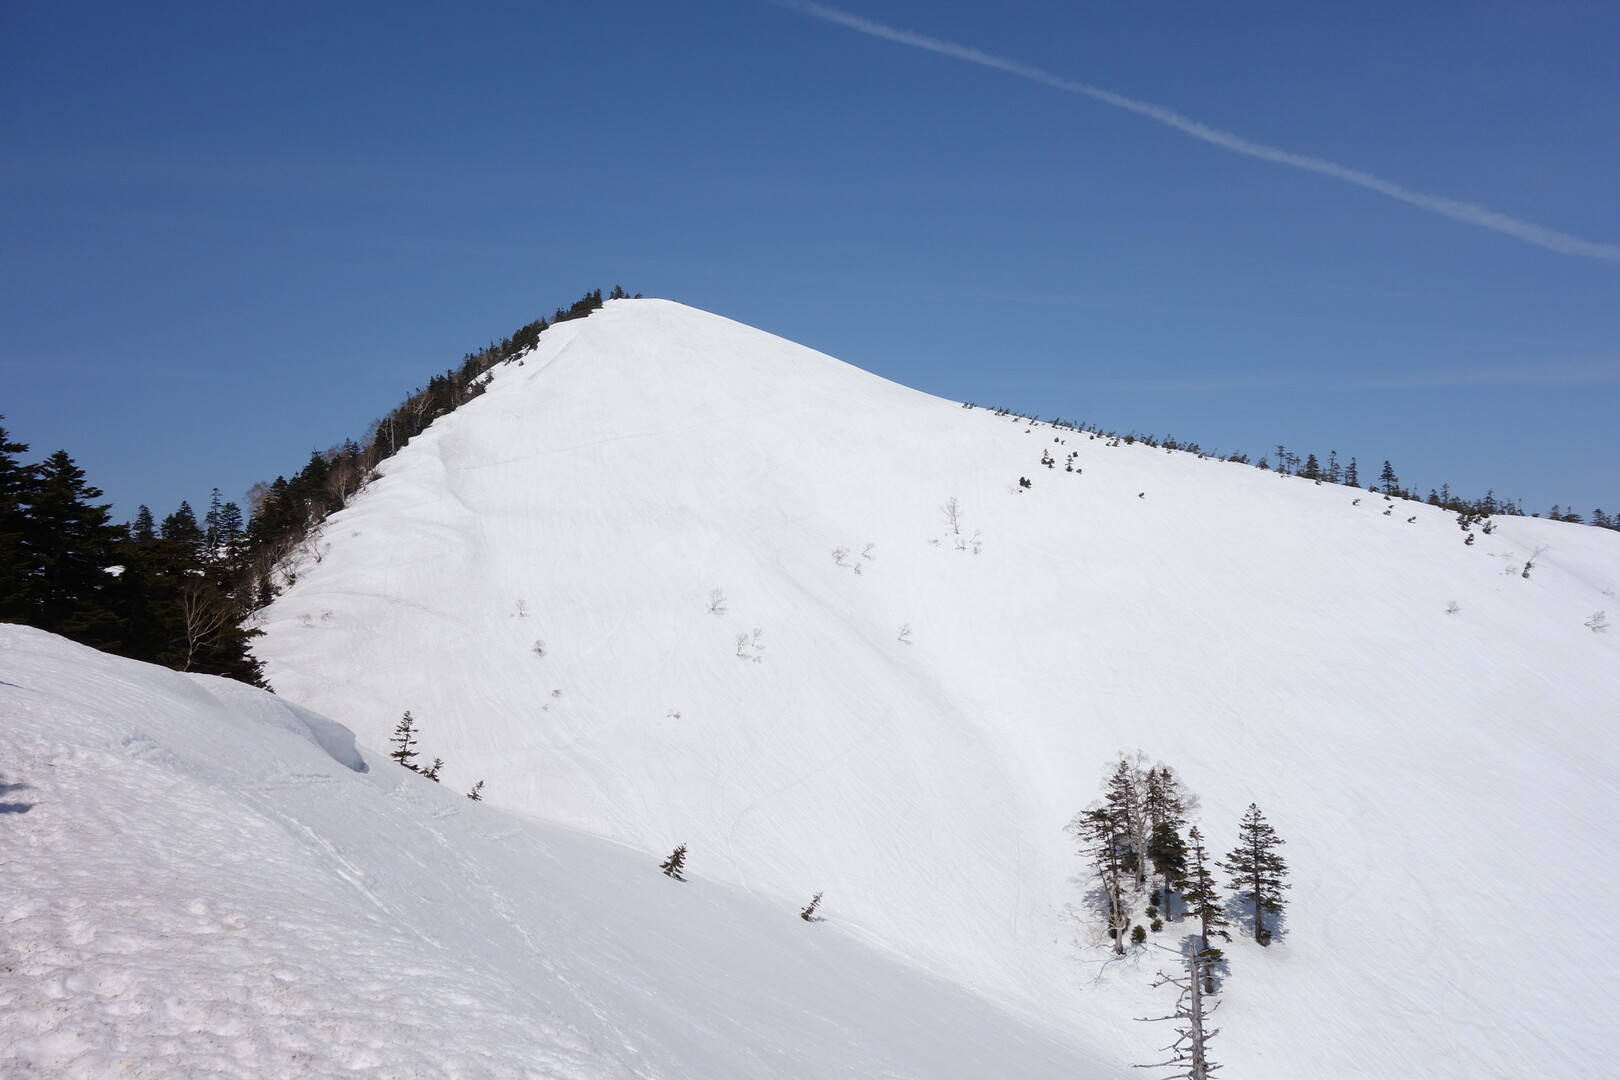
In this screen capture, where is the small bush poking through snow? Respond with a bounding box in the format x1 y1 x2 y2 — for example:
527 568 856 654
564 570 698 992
660 844 687 879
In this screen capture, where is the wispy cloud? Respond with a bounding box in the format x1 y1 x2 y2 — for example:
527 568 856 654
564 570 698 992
771 1 1620 263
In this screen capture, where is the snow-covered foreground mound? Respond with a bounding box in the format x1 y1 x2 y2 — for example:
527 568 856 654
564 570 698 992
255 299 1620 1078
0 625 1108 1078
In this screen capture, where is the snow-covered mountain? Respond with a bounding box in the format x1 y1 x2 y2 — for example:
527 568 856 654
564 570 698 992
8 298 1617 1077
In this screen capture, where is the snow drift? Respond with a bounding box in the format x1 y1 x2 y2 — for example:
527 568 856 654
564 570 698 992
0 624 1105 1078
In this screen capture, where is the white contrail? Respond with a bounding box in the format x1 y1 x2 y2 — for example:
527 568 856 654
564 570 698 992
772 1 1620 262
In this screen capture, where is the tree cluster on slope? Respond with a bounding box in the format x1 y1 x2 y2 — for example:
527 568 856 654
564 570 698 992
1072 755 1289 1078
1071 754 1289 970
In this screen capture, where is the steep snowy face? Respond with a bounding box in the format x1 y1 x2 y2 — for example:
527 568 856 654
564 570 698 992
255 298 1620 1079
0 625 1110 1080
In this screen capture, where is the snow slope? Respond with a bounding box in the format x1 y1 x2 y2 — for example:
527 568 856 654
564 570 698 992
0 624 1109 1078
248 297 1620 1079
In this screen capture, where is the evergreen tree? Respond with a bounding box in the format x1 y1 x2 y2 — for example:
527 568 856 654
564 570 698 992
1345 457 1359 488
467 780 485 801
21 450 124 649
161 500 204 557
0 421 35 623
108 525 187 668
800 892 823 921
1104 757 1148 887
129 505 157 544
423 757 444 783
215 500 246 572
660 843 687 879
203 488 226 560
1220 804 1290 946
1143 766 1194 913
1181 826 1230 992
1379 460 1401 497
1147 821 1189 913
391 711 421 771
1075 805 1133 954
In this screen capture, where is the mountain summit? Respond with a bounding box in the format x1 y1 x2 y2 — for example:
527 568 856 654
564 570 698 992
255 298 1620 1078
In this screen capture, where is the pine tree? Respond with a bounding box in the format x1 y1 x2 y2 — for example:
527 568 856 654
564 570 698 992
1345 457 1359 488
1180 826 1229 992
21 450 124 648
660 844 687 879
467 780 485 801
203 488 226 561
800 892 823 921
0 421 35 623
391 711 421 771
1220 804 1290 946
1379 460 1401 497
1143 766 1195 913
161 500 203 556
129 505 157 544
1104 757 1148 887
1147 821 1188 913
1075 806 1133 954
423 758 443 782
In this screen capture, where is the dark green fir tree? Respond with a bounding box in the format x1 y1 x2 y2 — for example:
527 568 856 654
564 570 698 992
391 711 421 771
22 450 124 649
1220 804 1290 946
1181 825 1230 992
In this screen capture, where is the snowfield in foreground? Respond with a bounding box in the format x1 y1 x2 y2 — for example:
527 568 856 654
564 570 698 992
0 625 1108 1078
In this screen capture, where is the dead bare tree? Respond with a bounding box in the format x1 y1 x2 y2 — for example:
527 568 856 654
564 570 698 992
1135 946 1221 1079
179 579 234 672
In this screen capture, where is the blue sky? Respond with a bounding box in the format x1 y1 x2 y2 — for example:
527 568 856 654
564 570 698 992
4 0 1617 520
